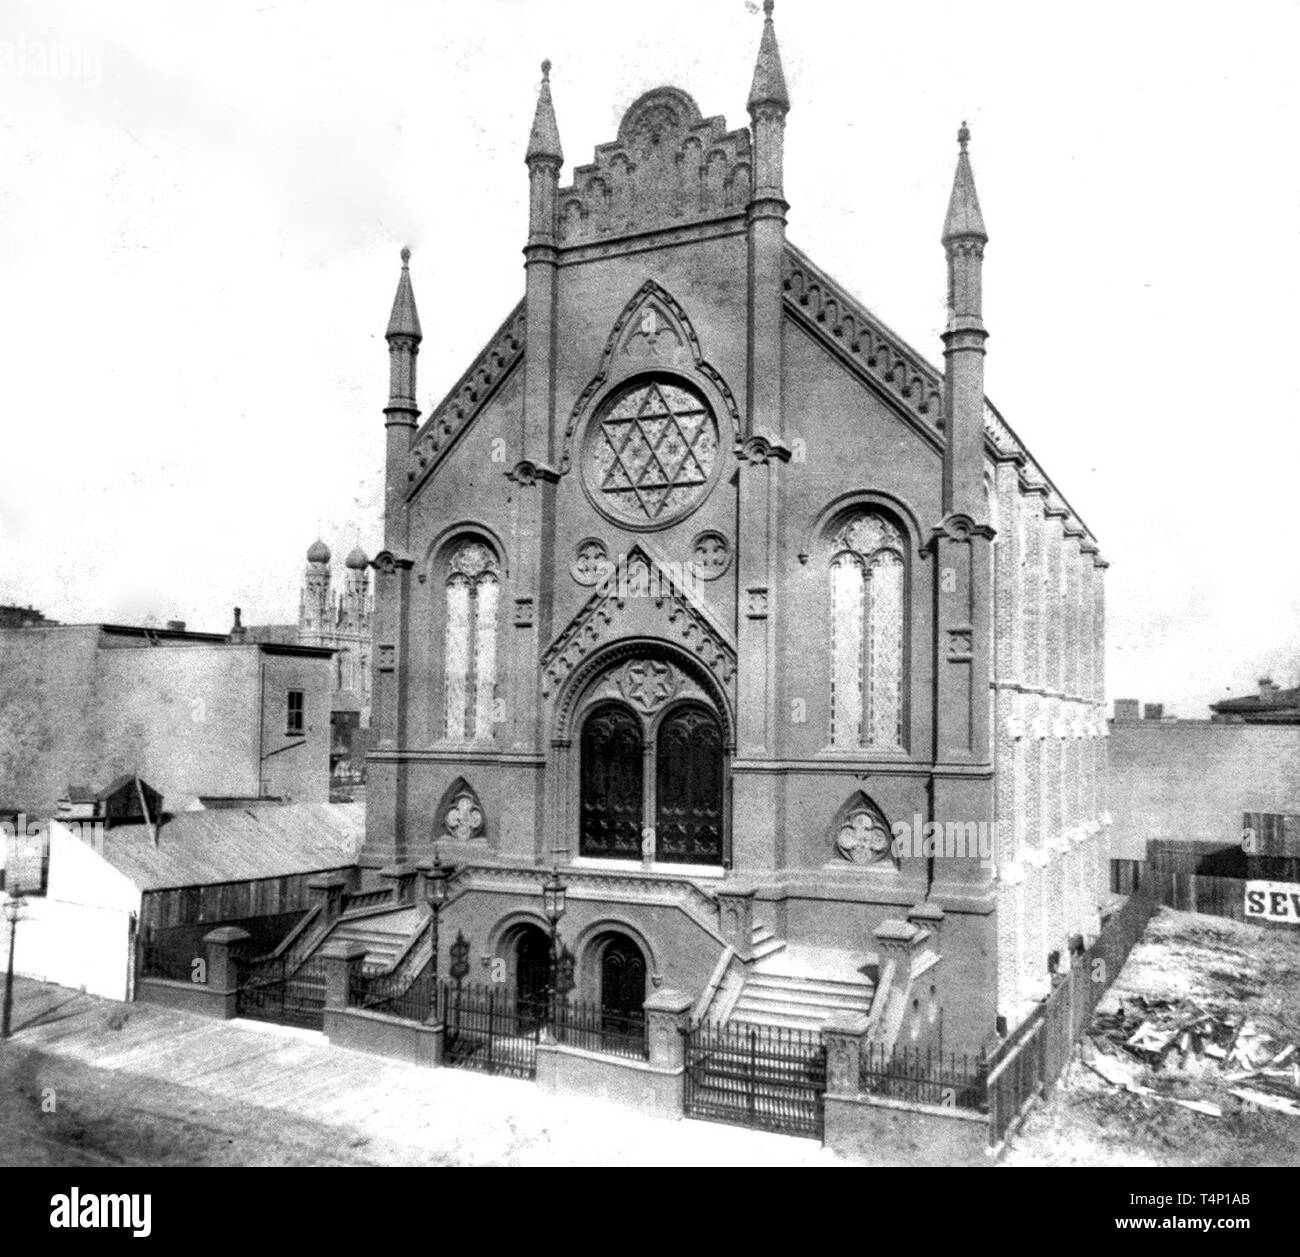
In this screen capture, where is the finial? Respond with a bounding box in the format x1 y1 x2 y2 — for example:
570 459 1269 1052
748 0 790 113
400 245 411 266
942 120 987 244
527 56 563 164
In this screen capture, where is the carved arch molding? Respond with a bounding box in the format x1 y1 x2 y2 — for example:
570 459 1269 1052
554 639 735 746
560 281 740 477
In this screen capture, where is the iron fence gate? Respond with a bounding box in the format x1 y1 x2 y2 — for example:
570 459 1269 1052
236 955 327 1031
684 1020 827 1140
439 981 539 1080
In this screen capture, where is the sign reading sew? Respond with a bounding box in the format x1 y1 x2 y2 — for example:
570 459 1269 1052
1244 880 1300 925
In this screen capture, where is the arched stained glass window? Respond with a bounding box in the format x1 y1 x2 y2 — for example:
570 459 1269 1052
829 511 906 750
443 539 500 741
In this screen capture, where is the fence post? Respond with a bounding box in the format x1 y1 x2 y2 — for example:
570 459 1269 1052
306 874 349 925
379 863 417 906
320 939 369 1012
823 1011 870 1097
644 989 693 1071
715 890 756 960
202 925 250 1019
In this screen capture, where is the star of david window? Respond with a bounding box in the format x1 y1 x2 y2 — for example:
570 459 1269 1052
583 378 719 527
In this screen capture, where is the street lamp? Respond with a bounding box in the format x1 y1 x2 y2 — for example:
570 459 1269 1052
541 866 568 1014
3 893 26 1040
424 854 454 984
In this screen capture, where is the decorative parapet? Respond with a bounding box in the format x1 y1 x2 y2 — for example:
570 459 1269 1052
557 87 752 247
782 245 944 430
406 301 527 496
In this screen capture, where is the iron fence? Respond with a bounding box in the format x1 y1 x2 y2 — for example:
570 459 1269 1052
684 1020 827 1140
236 954 327 1031
858 1043 988 1111
439 980 539 1080
987 1019 1045 1147
349 967 435 1023
551 997 648 1061
983 888 1159 1150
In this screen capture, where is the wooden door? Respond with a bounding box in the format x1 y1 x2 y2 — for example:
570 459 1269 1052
579 704 644 858
655 704 724 864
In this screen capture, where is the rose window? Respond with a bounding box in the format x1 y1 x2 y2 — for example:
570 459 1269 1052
584 379 718 526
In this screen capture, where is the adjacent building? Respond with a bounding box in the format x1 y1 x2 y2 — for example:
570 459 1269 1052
245 540 374 783
1 802 363 1001
1210 677 1300 725
1109 697 1300 860
0 622 334 818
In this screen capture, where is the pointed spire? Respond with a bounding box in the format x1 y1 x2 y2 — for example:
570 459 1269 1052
385 246 422 341
526 59 563 165
748 0 790 115
942 121 988 245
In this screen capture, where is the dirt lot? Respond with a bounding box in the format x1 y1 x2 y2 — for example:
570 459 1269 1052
1005 909 1300 1167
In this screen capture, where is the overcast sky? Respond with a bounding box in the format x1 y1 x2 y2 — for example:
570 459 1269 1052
2 0 1297 717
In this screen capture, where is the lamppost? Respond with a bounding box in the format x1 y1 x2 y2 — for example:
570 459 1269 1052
424 854 453 984
541 866 567 1015
3 893 26 1040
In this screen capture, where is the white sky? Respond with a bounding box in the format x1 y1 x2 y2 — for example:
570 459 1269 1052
2 0 1298 717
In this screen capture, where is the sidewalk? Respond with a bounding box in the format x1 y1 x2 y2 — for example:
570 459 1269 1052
0 978 847 1167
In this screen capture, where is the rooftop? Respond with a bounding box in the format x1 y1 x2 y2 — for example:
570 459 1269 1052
93 801 364 890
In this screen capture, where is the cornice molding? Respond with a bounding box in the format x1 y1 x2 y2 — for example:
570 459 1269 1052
405 301 527 500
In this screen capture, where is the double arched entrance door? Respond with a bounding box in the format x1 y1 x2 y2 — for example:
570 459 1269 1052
578 698 726 865
511 925 647 1031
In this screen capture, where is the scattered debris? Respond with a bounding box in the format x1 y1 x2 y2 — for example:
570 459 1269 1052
1081 993 1300 1117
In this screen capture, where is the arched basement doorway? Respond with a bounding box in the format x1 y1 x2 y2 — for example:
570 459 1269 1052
597 933 647 1028
514 924 551 1025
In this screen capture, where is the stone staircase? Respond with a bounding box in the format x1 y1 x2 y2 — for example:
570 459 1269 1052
324 905 427 970
730 938 877 1033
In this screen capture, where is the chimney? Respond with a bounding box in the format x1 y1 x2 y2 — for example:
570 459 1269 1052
166 620 186 632
229 606 247 644
1143 703 1164 721
1259 677 1279 703
1113 699 1140 722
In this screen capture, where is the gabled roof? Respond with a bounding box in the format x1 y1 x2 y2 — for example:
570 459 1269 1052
783 242 1099 545
406 300 526 499
96 802 364 891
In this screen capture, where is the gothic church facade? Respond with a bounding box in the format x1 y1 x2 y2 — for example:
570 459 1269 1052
361 6 1109 1050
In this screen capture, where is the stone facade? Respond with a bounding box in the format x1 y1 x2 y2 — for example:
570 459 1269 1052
359 9 1108 1050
